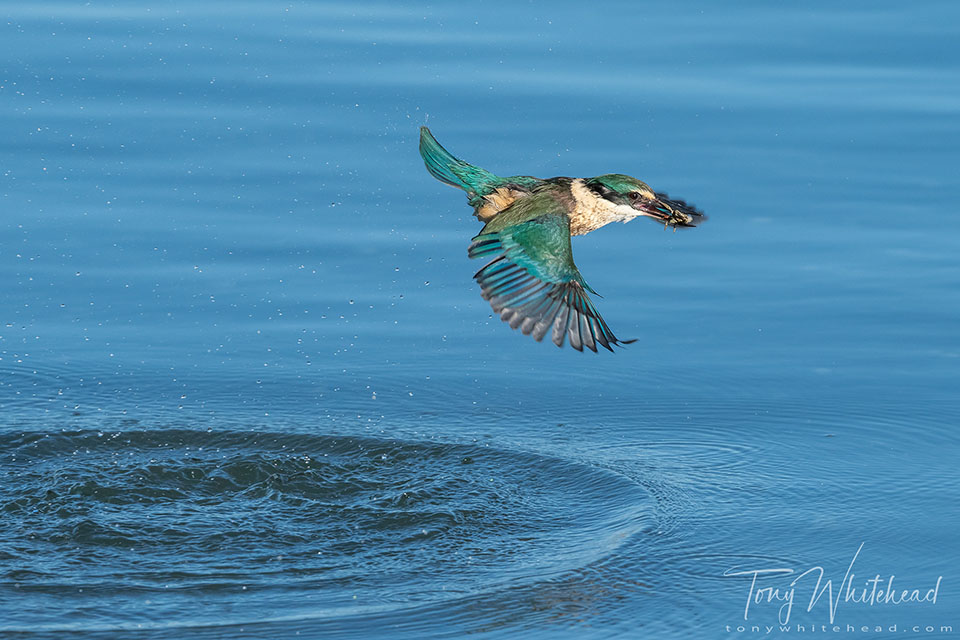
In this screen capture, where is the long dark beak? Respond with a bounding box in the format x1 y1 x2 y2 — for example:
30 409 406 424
639 193 706 229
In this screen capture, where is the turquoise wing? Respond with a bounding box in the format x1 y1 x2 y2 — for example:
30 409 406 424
419 126 500 196
468 214 634 352
419 127 543 208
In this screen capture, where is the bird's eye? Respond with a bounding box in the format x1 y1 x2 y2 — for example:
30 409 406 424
629 192 641 201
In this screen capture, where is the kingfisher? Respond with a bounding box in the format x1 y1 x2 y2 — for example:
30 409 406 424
419 126 705 352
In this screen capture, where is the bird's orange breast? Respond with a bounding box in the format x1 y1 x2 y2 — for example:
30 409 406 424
476 187 525 221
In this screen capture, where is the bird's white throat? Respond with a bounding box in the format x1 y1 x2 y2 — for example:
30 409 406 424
568 179 638 236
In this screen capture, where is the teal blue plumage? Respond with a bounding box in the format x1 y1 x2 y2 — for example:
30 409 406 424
418 126 704 352
469 214 631 352
418 127 501 198
419 127 541 207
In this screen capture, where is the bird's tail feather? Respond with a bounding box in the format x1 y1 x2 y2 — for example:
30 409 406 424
419 127 499 196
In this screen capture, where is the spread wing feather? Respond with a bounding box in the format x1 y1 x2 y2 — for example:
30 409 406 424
468 214 634 352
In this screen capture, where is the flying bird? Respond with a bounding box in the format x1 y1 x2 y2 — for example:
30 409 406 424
419 126 705 352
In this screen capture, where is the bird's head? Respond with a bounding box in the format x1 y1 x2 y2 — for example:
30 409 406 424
584 174 705 228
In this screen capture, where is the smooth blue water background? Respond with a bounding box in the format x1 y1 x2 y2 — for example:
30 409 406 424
1 2 958 638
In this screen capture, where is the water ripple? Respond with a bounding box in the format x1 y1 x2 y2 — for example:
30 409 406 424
0 428 653 635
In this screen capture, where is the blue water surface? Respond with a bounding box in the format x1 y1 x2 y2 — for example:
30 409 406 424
1 2 958 638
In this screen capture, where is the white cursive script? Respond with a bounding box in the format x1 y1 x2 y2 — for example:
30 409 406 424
723 543 943 624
